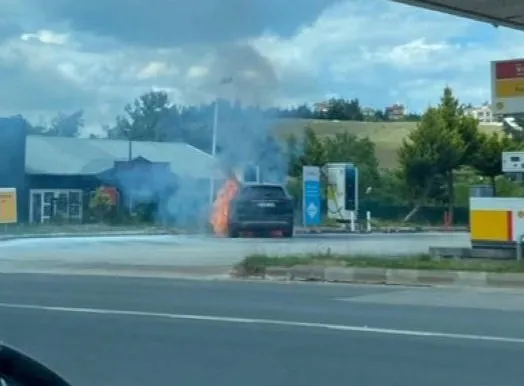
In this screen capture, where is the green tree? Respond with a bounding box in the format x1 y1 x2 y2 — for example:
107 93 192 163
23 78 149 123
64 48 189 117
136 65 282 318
297 127 327 167
470 132 513 195
436 87 470 217
46 110 84 137
285 134 301 177
26 111 84 137
107 91 170 141
318 98 363 121
323 132 381 192
398 107 465 221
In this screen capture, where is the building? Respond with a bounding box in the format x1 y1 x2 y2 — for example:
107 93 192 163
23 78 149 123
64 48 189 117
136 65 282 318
0 117 221 225
465 102 495 123
385 104 406 120
362 107 376 118
313 101 331 114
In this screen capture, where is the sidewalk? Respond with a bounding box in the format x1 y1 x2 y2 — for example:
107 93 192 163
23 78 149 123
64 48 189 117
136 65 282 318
0 223 469 242
0 225 176 241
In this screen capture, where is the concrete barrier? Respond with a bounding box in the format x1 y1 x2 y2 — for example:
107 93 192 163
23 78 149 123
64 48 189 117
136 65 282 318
429 246 516 259
252 265 524 289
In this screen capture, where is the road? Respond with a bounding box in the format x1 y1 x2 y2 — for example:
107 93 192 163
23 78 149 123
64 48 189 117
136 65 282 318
0 274 522 386
0 232 469 275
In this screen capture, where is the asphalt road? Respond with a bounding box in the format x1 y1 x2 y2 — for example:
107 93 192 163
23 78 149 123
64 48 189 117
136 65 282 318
0 233 469 275
0 274 523 386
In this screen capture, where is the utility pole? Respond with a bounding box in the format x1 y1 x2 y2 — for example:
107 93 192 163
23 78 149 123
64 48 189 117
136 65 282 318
208 76 233 205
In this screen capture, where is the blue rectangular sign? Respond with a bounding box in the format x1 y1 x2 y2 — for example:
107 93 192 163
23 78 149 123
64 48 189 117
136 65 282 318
302 166 321 226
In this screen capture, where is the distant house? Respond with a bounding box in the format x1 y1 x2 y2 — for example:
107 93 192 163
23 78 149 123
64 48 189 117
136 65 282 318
0 117 221 224
464 102 496 123
385 104 406 120
313 101 332 114
362 107 376 118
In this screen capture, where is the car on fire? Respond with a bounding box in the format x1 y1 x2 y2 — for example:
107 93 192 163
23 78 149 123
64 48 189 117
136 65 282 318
220 182 295 238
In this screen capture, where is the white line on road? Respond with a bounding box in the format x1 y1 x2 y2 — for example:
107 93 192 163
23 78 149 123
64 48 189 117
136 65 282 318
0 302 522 344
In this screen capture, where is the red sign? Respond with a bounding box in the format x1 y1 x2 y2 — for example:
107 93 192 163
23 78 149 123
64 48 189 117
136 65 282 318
495 60 524 79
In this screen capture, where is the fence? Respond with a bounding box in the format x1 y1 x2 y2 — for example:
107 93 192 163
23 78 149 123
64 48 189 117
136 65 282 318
293 198 469 225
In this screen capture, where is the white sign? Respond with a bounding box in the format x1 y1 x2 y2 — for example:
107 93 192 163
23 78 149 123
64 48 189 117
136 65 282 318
303 166 320 180
307 202 318 218
502 151 524 173
302 165 321 227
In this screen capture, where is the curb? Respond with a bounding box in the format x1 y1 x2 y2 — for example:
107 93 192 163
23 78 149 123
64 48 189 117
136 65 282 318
234 265 524 289
294 227 468 234
0 230 176 241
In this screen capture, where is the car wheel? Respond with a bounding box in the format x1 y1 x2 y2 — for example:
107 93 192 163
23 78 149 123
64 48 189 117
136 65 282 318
228 225 239 238
282 226 294 238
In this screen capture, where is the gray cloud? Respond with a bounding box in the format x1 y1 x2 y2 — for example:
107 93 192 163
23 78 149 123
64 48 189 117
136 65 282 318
27 0 339 47
0 0 341 125
0 49 91 118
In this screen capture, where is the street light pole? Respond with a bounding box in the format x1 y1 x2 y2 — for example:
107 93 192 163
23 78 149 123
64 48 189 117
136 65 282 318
208 98 219 205
208 76 233 206
127 130 134 213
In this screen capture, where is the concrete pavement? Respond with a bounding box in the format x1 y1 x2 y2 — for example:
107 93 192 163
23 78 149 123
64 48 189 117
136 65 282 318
0 233 470 276
0 274 523 386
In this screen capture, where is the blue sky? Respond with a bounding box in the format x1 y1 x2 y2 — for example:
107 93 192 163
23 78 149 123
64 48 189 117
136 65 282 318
1 0 524 128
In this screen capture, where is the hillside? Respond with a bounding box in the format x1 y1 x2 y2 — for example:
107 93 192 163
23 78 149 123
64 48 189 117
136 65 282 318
273 119 503 168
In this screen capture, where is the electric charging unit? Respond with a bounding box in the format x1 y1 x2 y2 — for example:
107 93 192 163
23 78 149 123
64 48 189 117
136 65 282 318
325 162 359 222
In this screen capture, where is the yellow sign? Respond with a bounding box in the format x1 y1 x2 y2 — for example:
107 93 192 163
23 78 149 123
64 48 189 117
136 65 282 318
0 188 17 224
495 79 524 98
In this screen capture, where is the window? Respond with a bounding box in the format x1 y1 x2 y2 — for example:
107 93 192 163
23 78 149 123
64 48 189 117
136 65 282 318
29 189 83 224
69 191 82 219
239 186 287 200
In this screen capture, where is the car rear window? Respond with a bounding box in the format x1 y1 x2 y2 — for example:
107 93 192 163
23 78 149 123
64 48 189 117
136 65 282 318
238 186 287 200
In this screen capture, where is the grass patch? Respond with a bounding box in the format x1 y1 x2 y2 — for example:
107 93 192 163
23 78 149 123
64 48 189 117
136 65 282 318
272 119 503 168
236 252 524 276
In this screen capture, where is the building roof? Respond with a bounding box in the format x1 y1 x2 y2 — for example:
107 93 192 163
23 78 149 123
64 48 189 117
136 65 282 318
393 0 524 31
25 136 221 179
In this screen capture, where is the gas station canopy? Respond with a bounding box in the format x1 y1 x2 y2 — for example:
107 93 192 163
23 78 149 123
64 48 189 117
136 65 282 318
392 0 524 31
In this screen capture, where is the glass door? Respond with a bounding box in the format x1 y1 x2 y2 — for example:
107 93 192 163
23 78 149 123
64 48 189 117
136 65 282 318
30 192 42 224
42 192 54 223
55 192 69 220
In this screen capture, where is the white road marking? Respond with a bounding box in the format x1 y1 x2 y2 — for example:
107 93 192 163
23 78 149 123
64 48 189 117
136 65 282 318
0 302 523 344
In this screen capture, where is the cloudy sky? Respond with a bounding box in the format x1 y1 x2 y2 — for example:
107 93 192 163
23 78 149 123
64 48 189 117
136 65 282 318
1 0 524 130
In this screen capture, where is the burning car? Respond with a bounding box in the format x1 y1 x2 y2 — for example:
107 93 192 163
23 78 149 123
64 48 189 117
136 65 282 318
211 178 294 238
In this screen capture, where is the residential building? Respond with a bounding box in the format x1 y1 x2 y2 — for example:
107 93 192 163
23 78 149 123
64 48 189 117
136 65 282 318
465 102 496 123
313 101 331 114
385 104 406 120
362 107 376 118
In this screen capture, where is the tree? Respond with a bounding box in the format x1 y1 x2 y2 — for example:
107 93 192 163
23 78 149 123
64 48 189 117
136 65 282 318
26 111 84 137
322 132 380 190
284 134 301 177
107 91 171 141
296 127 327 168
397 107 465 221
470 132 513 195
436 87 470 218
46 110 84 137
320 98 363 121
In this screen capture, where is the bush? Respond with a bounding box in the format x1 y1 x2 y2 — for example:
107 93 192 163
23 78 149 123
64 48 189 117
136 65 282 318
89 188 115 223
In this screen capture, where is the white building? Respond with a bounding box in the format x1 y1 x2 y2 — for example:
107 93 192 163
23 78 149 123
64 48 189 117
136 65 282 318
465 102 495 123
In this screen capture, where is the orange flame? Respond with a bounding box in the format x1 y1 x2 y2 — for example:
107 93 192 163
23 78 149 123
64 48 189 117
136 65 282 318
211 177 239 236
